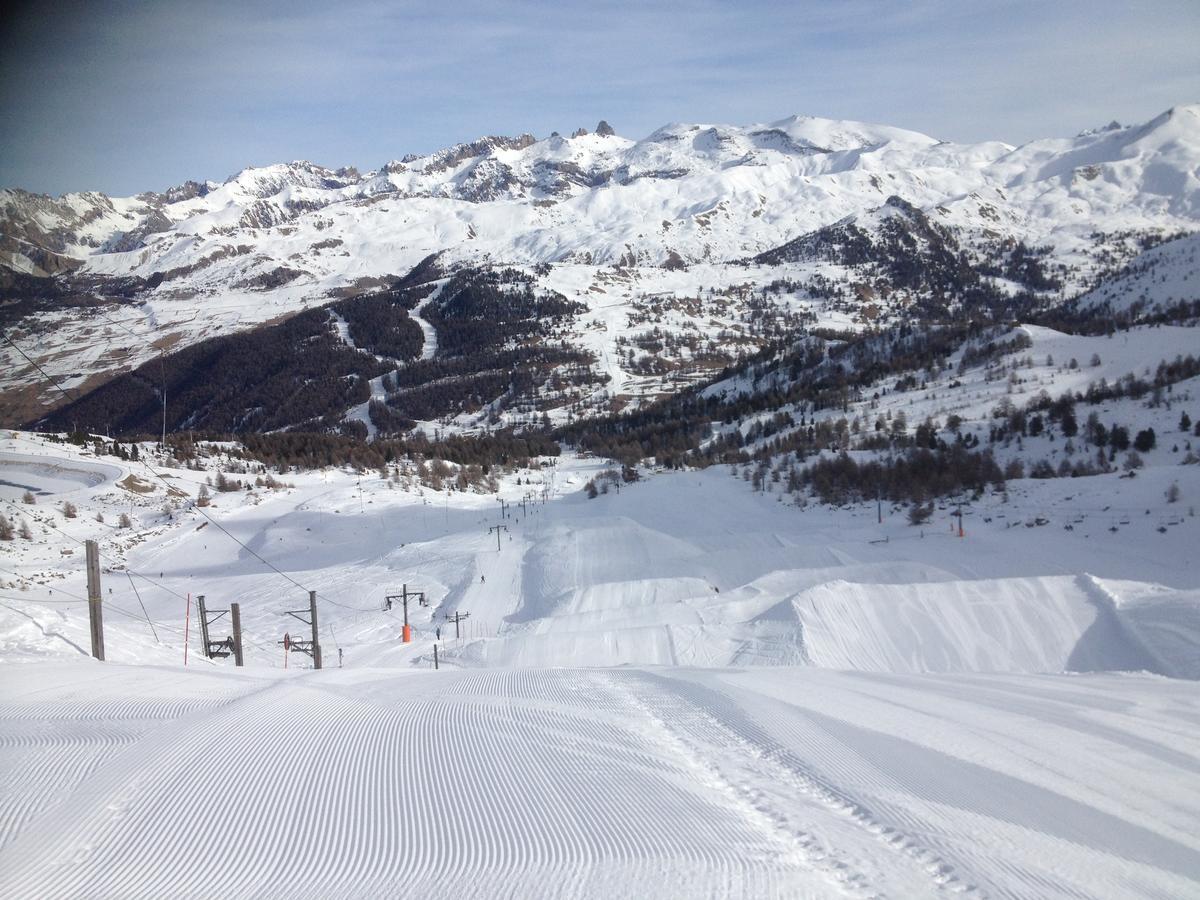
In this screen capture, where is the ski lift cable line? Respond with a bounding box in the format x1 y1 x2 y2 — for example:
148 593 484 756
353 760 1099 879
0 567 90 603
130 456 316 602
315 592 377 612
0 564 182 634
6 332 315 610
1 331 80 405
0 590 235 642
0 568 190 646
14 338 396 616
5 589 286 656
85 304 249 412
87 305 164 346
0 593 83 606
130 457 379 618
0 592 86 607
0 499 191 603
0 593 167 631
105 601 186 632
5 513 329 649
88 304 178 448
0 599 95 633
0 497 186 599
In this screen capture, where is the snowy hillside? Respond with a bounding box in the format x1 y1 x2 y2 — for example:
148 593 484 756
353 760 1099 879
2 422 1199 897
1074 230 1200 314
18 450 1192 675
4 104 1200 424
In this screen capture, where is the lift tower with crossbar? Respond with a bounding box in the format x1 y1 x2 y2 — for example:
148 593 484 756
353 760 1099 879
196 595 238 660
385 584 426 643
279 591 322 668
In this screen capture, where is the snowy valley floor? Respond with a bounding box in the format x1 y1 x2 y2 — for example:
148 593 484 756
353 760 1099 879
2 433 1200 897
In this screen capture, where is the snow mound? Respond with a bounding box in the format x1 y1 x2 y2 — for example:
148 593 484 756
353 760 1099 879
2 435 1198 680
459 568 1200 676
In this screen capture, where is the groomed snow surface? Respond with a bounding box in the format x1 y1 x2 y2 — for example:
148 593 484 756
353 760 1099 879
4 664 1198 899
2 432 1199 898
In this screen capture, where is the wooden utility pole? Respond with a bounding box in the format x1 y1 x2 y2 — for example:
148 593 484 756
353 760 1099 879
433 643 439 670
231 602 244 667
496 498 509 519
310 590 322 669
85 540 104 661
488 524 508 551
197 595 234 659
446 610 470 638
197 595 211 657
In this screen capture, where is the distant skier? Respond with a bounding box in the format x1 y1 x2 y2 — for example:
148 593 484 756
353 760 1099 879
436 627 441 641
480 574 486 583
338 647 344 668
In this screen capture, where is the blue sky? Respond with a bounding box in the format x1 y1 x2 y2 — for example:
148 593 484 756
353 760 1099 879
2 0 1198 195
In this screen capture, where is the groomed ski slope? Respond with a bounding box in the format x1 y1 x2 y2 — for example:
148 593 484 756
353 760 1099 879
2 431 1200 897
2 663 1199 900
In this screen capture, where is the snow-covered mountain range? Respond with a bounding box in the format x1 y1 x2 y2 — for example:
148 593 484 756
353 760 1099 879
2 105 1199 431
6 107 1200 280
3 110 1200 899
